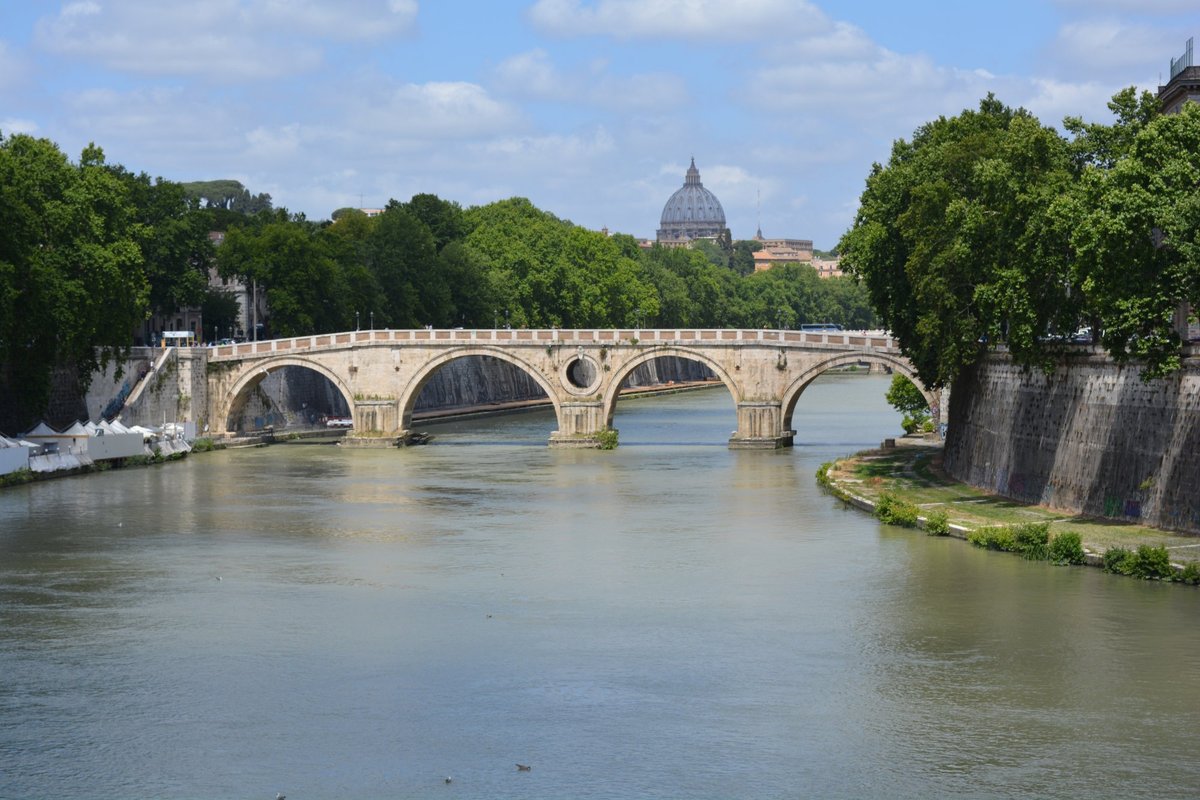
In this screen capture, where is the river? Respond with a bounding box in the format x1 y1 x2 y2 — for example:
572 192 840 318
1 373 1198 799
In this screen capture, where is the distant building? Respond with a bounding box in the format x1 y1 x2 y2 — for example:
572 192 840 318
1158 37 1198 114
813 257 843 278
206 231 268 341
750 227 815 272
657 158 727 246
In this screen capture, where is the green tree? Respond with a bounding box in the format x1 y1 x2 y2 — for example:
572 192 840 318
0 136 147 428
201 288 240 341
369 202 444 328
404 193 466 252
113 169 214 318
182 179 272 214
1069 101 1200 378
885 374 930 433
839 95 1076 388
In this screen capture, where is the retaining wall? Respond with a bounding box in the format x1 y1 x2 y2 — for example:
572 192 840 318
943 350 1200 534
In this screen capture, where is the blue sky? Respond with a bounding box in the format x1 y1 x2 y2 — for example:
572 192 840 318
2 1 1198 248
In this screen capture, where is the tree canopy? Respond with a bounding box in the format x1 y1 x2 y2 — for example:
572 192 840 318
840 91 1200 386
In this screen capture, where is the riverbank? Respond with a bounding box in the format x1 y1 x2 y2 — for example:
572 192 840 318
820 440 1200 574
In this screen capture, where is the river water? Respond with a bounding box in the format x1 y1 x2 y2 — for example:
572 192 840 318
1 374 1198 799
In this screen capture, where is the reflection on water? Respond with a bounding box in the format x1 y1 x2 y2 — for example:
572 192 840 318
1 375 1198 799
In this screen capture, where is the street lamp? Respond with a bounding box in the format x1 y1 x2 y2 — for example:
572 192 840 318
355 310 360 331
370 310 374 330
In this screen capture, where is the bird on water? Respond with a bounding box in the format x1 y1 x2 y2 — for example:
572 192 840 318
444 776 452 784
516 764 532 771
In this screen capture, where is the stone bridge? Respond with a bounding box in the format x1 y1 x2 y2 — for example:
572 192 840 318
206 328 934 448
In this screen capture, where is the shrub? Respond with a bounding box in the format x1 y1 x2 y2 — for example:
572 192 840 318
924 509 950 536
191 437 215 453
1178 562 1200 586
968 526 1016 552
1012 523 1050 560
816 461 834 487
1048 532 1085 565
1129 545 1173 580
596 429 619 450
0 468 34 488
875 492 919 527
1103 547 1134 574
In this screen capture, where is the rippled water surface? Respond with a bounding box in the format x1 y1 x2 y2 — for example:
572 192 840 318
2 375 1198 799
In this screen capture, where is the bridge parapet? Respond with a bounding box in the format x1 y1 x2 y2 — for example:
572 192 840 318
208 328 901 362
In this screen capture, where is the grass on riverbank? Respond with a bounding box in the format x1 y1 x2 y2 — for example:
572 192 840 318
822 444 1200 566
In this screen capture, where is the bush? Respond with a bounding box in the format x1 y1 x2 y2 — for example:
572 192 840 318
1012 523 1050 560
816 461 834 487
1048 532 1085 565
875 492 919 527
596 429 619 450
968 526 1016 552
191 437 216 453
924 508 950 536
0 468 34 488
1178 562 1200 586
1104 545 1174 580
1129 545 1173 580
1103 547 1134 574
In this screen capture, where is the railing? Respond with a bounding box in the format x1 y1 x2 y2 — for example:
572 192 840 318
208 329 898 359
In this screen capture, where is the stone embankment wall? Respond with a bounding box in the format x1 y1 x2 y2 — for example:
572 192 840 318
943 350 1200 534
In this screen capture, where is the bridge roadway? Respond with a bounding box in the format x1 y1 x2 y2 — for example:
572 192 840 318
207 328 933 448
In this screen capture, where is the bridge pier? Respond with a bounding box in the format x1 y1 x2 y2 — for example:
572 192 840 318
728 402 794 450
548 401 611 448
342 398 405 447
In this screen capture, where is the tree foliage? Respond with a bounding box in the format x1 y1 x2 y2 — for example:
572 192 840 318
839 96 1075 388
841 90 1199 385
0 135 148 428
182 179 273 214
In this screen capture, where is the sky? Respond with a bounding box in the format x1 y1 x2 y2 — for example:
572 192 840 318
2 1 1198 248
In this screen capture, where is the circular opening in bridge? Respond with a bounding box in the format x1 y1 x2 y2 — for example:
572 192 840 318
565 356 599 391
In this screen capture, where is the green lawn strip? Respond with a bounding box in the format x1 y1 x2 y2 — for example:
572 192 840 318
826 446 1200 565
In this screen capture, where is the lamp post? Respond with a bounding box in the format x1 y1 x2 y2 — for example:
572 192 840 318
370 310 374 330
355 310 360 331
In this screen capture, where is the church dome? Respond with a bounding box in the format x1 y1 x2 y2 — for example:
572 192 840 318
657 158 726 242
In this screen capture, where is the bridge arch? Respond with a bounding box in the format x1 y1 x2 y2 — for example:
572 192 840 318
603 346 740 429
218 355 355 434
781 352 934 433
398 346 563 431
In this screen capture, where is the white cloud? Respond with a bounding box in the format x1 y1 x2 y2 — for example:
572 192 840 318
1048 19 1182 75
0 118 39 136
34 0 417 80
1022 78 1126 128
527 0 825 41
480 127 616 166
353 81 522 140
493 49 688 111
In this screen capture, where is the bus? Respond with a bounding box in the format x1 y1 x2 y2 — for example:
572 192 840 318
160 330 198 348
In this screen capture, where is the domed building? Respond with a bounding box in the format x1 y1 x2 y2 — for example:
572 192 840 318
656 158 727 246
